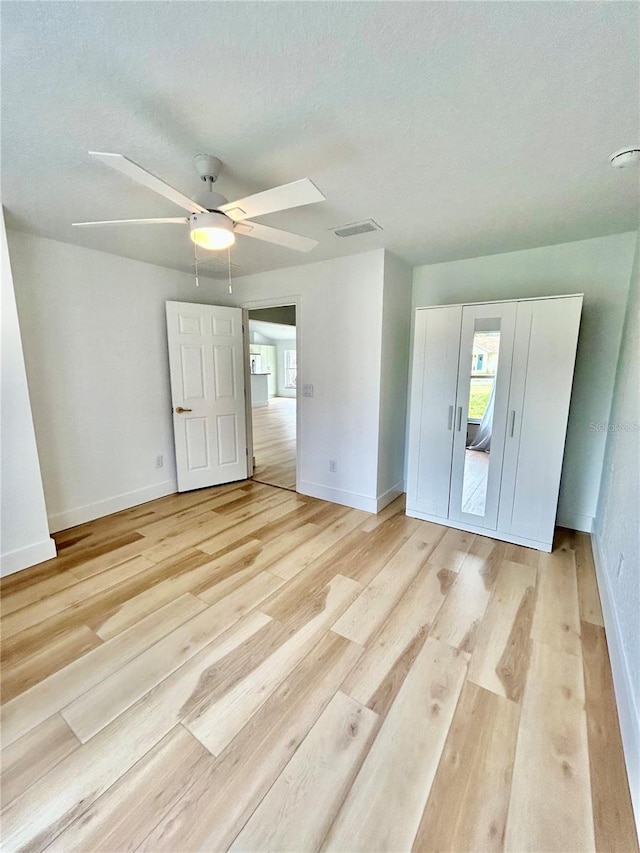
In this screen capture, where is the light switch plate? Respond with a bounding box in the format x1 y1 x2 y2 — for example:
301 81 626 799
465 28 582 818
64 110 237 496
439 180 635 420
302 384 314 397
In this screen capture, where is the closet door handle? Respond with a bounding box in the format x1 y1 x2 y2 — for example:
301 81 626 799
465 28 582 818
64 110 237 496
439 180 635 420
509 410 516 437
456 406 463 431
447 405 454 430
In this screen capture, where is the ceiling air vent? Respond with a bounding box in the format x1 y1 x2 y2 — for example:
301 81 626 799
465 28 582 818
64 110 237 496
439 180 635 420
332 219 382 238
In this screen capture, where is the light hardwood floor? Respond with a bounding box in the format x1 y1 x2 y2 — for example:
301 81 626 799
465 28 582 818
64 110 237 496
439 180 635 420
251 396 296 491
0 482 637 853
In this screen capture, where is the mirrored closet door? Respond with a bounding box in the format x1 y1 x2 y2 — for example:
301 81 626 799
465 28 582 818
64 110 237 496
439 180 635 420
448 302 516 530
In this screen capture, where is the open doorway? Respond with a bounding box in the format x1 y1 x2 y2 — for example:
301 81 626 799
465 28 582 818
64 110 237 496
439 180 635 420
248 305 297 491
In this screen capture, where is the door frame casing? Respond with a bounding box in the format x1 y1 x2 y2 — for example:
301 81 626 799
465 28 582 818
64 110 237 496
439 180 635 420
240 295 300 492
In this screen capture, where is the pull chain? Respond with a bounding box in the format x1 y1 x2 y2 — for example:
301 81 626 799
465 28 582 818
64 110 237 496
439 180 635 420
228 246 233 295
194 242 199 288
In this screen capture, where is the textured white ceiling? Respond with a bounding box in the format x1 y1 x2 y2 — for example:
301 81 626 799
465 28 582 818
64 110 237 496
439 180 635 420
1 1 638 280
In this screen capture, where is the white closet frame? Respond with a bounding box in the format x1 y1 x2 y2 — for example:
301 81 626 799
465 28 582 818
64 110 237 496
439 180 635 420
405 294 583 552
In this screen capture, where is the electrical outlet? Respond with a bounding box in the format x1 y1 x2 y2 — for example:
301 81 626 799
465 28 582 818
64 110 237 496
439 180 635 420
302 384 314 398
617 553 625 580
155 454 164 469
329 459 337 473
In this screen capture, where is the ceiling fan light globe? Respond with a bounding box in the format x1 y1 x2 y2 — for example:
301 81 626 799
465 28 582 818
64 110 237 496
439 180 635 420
189 211 235 250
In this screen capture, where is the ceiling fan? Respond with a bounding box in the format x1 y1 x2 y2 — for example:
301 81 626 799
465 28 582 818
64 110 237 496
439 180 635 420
73 152 326 253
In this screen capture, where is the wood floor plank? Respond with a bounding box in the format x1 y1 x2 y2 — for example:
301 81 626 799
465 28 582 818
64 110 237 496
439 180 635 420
572 531 604 626
249 500 341 543
427 527 475 572
334 512 434 587
194 525 315 604
467 558 537 702
342 561 455 716
267 510 369 581
68 540 153 580
1 549 216 663
1 594 206 747
1 623 103 703
412 681 521 852
137 631 363 852
332 528 437 646
62 572 285 742
86 540 265 640
1 714 80 807
43 726 214 853
230 691 378 852
501 541 540 568
430 536 499 654
0 560 70 597
48 532 146 573
139 513 239 563
532 544 582 656
504 639 595 853
581 621 639 853
1 571 80 617
322 636 468 852
0 611 271 852
0 555 154 639
196 568 285 611
183 574 362 755
132 488 249 538
196 498 310 558
358 494 407 532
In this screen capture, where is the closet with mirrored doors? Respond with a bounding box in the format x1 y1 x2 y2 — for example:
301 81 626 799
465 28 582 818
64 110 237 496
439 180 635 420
405 294 583 552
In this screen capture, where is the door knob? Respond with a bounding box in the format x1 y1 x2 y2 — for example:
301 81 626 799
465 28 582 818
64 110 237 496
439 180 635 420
174 406 192 414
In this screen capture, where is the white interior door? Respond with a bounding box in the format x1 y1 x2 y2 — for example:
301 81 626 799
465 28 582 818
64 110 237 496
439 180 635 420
166 301 248 492
406 305 462 518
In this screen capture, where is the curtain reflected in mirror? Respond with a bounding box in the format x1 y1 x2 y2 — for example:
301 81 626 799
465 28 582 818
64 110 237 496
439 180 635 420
461 323 501 515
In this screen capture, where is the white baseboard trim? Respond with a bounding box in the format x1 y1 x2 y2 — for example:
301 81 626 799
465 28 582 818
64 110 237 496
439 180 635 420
48 480 177 533
591 531 640 832
298 481 377 514
376 482 405 512
556 510 594 532
0 537 57 577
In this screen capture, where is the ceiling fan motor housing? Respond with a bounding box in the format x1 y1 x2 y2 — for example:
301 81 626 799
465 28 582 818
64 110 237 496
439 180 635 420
194 153 222 182
190 210 234 228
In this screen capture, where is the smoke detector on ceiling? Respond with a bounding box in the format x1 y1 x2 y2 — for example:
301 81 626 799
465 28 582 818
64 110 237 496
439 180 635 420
331 219 382 238
609 147 640 168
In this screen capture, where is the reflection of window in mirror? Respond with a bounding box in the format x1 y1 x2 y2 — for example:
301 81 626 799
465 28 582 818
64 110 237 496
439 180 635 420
462 321 501 517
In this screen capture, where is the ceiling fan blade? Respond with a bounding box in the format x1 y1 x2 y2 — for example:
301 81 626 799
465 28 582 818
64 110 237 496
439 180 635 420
73 217 189 226
220 178 325 222
88 152 208 214
234 221 318 252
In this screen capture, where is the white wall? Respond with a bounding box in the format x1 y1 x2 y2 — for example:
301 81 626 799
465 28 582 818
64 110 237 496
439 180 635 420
1 214 56 574
377 252 413 505
412 231 637 532
233 249 386 511
275 339 297 398
592 232 639 825
249 330 271 345
8 230 233 532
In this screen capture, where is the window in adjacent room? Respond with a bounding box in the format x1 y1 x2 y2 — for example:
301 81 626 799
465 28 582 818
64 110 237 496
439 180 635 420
285 349 297 388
